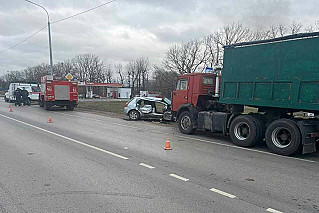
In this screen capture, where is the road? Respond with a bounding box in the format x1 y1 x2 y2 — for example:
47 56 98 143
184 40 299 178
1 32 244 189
0 101 318 213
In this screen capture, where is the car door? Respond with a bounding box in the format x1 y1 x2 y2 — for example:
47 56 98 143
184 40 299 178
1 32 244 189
172 77 189 112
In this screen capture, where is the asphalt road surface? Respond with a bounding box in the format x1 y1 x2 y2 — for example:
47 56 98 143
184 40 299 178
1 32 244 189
0 101 318 213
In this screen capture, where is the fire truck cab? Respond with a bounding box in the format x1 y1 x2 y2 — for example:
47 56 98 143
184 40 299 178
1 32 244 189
39 75 78 110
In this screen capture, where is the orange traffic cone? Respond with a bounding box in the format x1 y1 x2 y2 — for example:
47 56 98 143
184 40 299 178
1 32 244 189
48 116 53 123
164 138 172 150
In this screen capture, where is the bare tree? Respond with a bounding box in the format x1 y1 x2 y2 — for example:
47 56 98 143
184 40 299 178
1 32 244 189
163 39 208 74
304 25 315 33
153 65 178 98
104 64 113 83
289 21 302 34
278 24 287 36
53 60 74 79
115 63 124 85
72 54 105 82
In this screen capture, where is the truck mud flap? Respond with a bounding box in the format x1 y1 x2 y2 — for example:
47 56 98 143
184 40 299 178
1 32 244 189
297 120 318 154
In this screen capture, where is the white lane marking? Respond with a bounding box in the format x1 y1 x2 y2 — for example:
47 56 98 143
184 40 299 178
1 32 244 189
176 135 315 163
139 163 155 169
209 188 236 199
0 113 129 160
266 208 284 213
169 174 189 181
48 111 316 163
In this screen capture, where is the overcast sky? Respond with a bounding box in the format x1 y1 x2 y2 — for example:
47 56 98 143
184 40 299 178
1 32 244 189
0 0 318 75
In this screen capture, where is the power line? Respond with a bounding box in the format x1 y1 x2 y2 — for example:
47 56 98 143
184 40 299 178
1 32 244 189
0 25 47 53
52 0 117 24
0 0 117 53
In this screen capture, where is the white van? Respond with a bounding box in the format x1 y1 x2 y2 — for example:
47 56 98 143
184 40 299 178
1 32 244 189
8 83 41 102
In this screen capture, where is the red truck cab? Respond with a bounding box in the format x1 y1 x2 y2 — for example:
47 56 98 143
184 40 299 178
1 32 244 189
172 73 220 113
39 75 78 110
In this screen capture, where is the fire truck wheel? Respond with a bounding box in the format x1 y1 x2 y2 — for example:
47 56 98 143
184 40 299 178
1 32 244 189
66 105 75 111
129 110 140 120
44 102 51 110
265 119 301 156
178 111 196 134
229 115 261 147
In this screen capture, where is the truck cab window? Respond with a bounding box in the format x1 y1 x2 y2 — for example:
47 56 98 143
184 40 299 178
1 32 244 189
176 79 188 90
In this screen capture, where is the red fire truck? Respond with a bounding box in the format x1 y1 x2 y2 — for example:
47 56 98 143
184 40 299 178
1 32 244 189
39 75 78 110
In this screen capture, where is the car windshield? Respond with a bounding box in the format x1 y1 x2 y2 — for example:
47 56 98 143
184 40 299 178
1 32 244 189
32 86 41 92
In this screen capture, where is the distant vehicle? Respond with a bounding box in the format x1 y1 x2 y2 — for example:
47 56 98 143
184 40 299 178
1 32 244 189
124 97 171 120
4 91 9 102
7 83 41 103
92 94 101 98
39 75 78 110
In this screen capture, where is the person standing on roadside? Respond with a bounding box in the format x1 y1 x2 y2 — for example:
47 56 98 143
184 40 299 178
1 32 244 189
21 87 30 106
14 88 22 106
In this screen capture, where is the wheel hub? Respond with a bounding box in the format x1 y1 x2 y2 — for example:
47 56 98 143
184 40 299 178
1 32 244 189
272 127 291 148
234 122 250 140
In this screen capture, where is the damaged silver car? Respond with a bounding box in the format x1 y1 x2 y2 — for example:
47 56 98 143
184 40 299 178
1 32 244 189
124 97 171 120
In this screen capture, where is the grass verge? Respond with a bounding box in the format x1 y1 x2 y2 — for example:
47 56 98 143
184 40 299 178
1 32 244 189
78 101 127 115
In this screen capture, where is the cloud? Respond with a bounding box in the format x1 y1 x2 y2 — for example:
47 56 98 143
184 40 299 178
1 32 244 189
0 0 319 75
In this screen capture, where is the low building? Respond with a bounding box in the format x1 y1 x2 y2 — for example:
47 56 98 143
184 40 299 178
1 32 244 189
107 87 131 99
78 82 130 99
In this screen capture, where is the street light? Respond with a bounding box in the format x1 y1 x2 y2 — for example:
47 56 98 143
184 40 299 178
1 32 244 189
25 0 53 75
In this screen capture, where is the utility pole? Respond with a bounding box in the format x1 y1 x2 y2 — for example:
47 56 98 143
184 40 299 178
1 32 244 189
25 0 53 75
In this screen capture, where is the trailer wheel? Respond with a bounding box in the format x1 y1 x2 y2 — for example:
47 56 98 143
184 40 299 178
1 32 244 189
265 119 301 156
44 102 51 110
128 110 140 120
66 105 74 111
250 114 266 144
229 115 262 147
178 111 196 134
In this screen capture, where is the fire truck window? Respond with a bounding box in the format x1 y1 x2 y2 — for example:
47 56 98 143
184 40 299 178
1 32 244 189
177 79 188 90
203 77 214 85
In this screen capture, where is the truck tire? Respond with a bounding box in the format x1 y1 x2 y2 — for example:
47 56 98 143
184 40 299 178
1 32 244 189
129 110 140 120
265 119 301 156
44 102 51 110
66 105 74 111
229 115 262 147
178 111 196 134
250 114 266 143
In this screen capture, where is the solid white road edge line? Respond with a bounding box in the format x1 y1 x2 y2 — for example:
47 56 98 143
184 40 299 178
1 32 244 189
169 174 189 181
51 111 315 163
209 187 236 199
139 163 155 169
266 208 284 213
0 113 129 160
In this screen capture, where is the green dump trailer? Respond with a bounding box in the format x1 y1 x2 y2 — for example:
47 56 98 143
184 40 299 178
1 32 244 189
218 32 319 155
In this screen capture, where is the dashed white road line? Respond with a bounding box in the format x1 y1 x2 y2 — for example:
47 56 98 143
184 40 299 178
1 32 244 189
139 163 155 169
169 174 189 181
266 208 284 213
0 113 129 160
209 187 236 199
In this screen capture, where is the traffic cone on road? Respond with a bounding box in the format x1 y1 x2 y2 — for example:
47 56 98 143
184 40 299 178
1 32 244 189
9 105 13 112
48 116 53 123
164 138 172 150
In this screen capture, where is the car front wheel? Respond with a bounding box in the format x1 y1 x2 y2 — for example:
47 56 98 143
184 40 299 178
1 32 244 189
129 110 140 120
